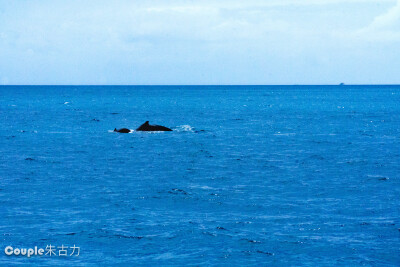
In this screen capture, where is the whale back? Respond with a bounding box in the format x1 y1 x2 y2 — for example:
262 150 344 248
136 121 172 131
115 128 131 133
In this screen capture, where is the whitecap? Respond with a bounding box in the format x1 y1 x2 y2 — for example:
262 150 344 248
273 133 296 136
174 125 195 132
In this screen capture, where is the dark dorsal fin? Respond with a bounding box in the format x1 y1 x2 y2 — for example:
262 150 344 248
136 121 150 131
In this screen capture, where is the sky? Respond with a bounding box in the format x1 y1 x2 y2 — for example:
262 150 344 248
0 0 399 85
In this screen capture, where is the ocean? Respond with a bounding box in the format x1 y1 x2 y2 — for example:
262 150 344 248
0 85 399 265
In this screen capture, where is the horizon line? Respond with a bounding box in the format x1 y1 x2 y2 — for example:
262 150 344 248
1 84 400 87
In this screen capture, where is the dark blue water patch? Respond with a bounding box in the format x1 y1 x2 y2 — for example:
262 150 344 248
0 85 399 265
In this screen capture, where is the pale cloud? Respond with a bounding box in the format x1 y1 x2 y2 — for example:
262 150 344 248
368 0 400 29
353 0 400 41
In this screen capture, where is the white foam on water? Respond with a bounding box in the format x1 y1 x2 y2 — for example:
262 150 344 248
189 185 216 190
367 174 389 179
273 132 296 136
137 131 166 134
174 125 195 132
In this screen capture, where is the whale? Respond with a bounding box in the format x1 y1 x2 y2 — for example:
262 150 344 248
114 128 131 133
136 121 172 131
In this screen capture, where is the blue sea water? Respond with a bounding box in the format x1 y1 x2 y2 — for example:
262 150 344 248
0 85 399 266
